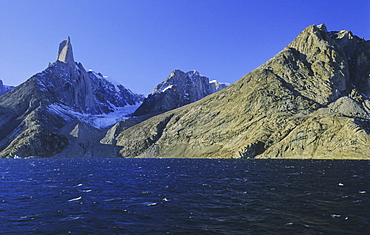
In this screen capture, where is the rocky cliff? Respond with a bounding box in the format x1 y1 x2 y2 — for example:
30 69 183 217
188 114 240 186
0 79 14 95
133 70 227 116
114 24 370 159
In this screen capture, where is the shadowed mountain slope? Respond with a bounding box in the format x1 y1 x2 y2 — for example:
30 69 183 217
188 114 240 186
133 70 227 116
0 80 14 95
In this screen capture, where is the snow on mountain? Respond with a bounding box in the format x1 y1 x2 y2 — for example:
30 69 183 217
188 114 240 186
88 70 120 92
38 62 144 128
0 37 146 158
22 37 144 116
87 70 144 113
48 102 141 129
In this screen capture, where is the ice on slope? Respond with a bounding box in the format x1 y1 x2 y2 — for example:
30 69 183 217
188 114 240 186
48 103 141 129
162 85 173 92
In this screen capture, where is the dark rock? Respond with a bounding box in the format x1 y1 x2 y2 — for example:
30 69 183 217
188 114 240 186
133 70 226 116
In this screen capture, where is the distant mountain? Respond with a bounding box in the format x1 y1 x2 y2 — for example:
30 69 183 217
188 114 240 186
0 37 143 158
0 79 14 95
133 70 227 116
113 24 370 159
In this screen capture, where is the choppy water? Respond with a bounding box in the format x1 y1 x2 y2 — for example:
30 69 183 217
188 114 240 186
0 158 369 234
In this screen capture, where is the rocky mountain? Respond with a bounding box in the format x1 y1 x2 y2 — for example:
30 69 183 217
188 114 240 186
133 70 227 116
112 24 370 159
0 37 143 158
0 79 15 95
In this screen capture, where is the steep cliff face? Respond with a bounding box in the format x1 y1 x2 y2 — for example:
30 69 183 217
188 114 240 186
88 71 144 113
57 36 75 65
114 24 370 159
133 70 227 116
0 80 5 95
0 79 14 95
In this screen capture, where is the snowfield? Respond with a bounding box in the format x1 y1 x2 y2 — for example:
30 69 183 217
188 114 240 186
48 103 142 129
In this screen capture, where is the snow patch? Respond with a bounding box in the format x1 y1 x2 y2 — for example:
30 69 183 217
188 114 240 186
48 103 141 129
162 85 173 92
187 70 200 83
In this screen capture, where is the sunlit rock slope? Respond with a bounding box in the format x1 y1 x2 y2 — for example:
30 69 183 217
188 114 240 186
114 24 370 159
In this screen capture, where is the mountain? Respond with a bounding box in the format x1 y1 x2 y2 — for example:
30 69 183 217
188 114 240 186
133 70 227 116
0 37 143 158
0 79 15 95
112 24 370 159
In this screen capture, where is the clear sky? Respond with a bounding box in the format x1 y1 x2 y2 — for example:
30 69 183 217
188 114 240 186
0 0 369 95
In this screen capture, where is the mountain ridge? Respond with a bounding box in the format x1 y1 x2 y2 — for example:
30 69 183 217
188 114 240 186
113 24 370 159
134 69 227 116
1 24 369 159
0 37 143 158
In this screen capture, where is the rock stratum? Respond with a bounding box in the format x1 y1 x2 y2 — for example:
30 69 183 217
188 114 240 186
113 24 370 159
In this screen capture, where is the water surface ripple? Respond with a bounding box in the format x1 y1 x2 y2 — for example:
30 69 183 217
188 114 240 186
0 159 369 234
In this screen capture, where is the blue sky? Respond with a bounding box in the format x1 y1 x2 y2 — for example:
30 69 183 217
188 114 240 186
0 0 369 95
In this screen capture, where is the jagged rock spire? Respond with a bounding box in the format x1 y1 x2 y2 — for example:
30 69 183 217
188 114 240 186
57 36 75 64
0 79 4 95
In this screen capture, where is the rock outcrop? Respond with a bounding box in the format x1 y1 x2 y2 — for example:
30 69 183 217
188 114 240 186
133 70 227 116
0 80 5 95
0 79 14 95
88 71 144 113
57 36 75 65
113 24 370 159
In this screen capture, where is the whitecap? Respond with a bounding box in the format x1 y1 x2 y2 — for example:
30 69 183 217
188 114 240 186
359 190 366 194
104 198 124 202
61 215 82 221
147 203 157 206
68 196 82 202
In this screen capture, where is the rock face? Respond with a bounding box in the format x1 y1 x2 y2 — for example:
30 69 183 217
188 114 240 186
89 71 144 113
0 80 5 95
133 70 227 116
114 24 370 159
0 79 14 95
57 36 75 65
0 37 143 158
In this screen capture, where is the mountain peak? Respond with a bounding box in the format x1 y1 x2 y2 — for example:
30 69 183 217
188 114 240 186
133 69 227 116
316 23 327 32
57 36 75 65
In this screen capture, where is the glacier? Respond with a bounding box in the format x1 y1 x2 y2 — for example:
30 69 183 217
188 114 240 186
48 102 142 129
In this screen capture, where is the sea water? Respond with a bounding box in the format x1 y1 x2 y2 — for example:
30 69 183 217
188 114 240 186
0 158 369 234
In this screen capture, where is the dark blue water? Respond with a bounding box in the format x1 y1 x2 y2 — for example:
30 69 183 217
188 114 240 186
0 159 369 234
